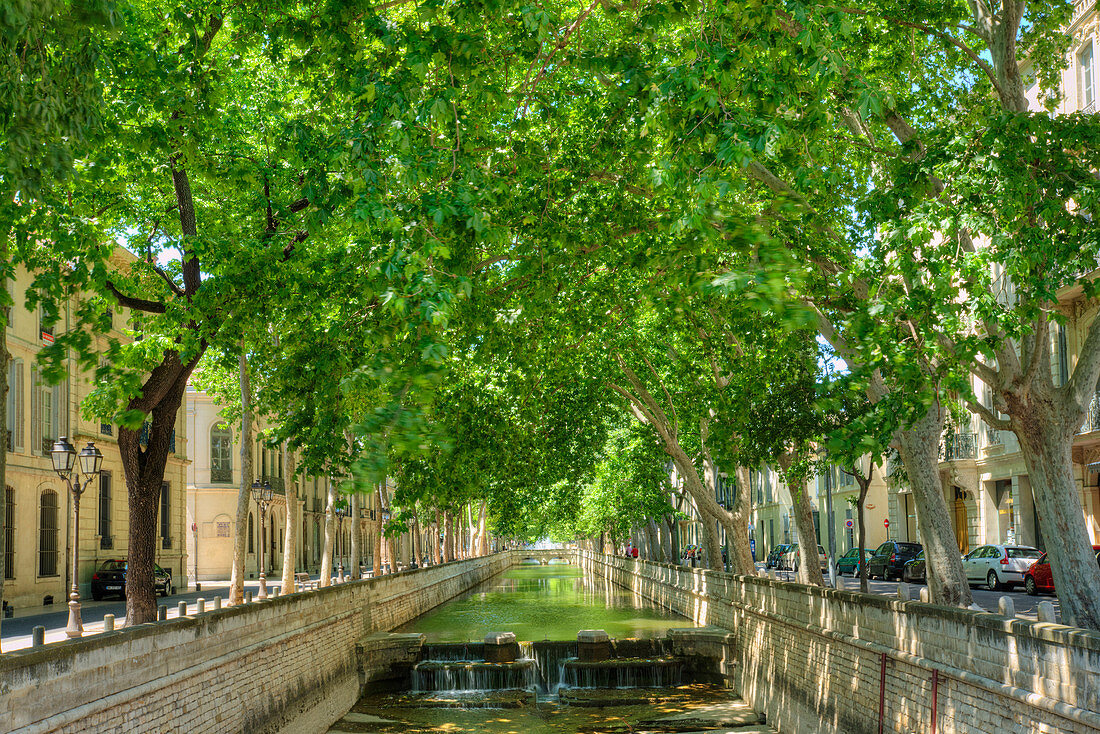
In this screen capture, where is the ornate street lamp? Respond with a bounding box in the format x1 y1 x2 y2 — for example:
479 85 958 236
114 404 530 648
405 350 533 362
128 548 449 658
51 438 103 638
334 501 349 582
252 480 274 599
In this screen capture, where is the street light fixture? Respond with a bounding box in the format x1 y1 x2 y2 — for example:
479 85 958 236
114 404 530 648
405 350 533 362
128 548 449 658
334 501 349 582
51 437 103 638
252 479 274 599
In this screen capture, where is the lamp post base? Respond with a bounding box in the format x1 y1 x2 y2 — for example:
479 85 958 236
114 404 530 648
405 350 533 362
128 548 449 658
258 573 268 600
65 592 83 638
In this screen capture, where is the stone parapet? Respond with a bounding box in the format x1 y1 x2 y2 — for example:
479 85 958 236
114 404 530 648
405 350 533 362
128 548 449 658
577 551 1100 734
0 553 517 734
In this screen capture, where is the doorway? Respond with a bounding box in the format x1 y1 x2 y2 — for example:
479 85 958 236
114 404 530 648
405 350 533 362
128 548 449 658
953 487 970 554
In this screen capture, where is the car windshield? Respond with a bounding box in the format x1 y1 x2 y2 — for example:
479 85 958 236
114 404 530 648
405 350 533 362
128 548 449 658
1005 547 1042 559
897 543 921 554
101 560 126 571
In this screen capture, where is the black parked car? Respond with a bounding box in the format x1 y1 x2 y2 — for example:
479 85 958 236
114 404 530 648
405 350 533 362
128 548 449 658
866 541 923 581
902 550 926 583
765 544 791 569
836 547 874 576
91 559 174 601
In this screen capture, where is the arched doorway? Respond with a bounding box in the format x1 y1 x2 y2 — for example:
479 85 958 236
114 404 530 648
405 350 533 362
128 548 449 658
953 487 971 554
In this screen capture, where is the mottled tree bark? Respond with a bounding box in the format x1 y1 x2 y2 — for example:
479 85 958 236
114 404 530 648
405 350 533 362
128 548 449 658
373 485 384 575
280 445 298 592
319 479 334 586
444 511 455 562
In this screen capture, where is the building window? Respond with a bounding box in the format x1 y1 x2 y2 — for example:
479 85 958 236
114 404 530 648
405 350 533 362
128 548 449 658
1081 41 1095 111
248 513 254 554
32 369 65 455
4 486 14 579
38 306 54 343
6 358 23 452
160 482 171 548
38 490 59 577
98 473 112 547
210 424 233 483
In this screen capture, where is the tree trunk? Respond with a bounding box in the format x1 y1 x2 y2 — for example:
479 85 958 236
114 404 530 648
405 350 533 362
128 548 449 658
444 511 455 562
412 511 422 566
895 405 973 607
433 509 442 564
280 445 298 593
320 479 334 586
373 485 384 575
229 351 253 606
476 501 488 556
1014 418 1100 629
120 356 194 625
646 519 665 562
698 507 723 571
349 491 361 579
381 483 398 570
786 473 825 586
854 471 871 594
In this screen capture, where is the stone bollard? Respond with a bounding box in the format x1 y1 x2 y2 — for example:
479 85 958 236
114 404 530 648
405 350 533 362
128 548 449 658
177 601 188 617
998 596 1015 618
271 587 279 598
213 596 222 611
158 605 168 621
919 587 930 603
245 591 253 604
577 629 611 662
897 582 909 600
103 614 115 632
197 598 206 614
483 631 518 663
1037 601 1056 623
31 626 45 647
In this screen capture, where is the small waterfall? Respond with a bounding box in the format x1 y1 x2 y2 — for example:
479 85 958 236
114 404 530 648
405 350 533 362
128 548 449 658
528 641 577 693
421 643 480 661
412 660 537 692
562 658 683 689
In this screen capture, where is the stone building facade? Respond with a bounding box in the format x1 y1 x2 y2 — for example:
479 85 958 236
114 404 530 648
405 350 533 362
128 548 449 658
3 250 189 611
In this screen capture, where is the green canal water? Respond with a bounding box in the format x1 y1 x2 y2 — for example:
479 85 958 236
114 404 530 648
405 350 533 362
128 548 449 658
392 562 698 641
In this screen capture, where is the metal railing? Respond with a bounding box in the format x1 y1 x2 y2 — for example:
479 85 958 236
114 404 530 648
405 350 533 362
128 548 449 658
939 433 977 461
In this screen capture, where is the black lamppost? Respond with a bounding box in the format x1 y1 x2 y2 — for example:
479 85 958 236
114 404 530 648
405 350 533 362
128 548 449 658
51 438 103 638
252 480 274 599
334 501 349 582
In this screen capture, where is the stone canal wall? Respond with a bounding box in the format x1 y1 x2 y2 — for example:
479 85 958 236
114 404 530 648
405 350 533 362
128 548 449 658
578 550 1100 734
0 552 513 734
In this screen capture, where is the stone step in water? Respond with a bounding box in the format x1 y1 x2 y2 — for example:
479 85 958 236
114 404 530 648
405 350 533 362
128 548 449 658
636 699 767 731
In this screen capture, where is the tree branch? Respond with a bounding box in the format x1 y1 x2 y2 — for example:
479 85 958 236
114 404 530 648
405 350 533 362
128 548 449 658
105 281 167 314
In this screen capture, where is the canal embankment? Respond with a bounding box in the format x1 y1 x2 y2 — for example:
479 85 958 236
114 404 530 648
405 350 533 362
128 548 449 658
577 550 1100 734
0 552 514 734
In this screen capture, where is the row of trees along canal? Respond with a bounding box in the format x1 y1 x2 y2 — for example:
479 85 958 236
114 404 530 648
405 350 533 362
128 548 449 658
2 0 1100 632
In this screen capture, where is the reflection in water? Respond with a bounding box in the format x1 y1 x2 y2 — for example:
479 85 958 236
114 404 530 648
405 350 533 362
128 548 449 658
393 565 696 642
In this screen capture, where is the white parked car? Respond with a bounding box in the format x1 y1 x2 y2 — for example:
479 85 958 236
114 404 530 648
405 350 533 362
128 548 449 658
782 543 828 572
961 544 1043 591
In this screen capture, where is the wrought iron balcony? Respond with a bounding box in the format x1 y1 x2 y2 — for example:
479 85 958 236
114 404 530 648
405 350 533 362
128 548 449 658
1084 100 1097 115
939 433 977 462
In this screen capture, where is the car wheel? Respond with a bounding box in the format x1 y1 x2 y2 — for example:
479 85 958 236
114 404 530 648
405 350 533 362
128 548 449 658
986 570 1000 591
1025 576 1038 596
902 567 911 583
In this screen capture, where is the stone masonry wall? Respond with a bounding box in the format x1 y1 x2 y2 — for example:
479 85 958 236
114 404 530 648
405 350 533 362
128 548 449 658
0 552 513 734
578 551 1100 734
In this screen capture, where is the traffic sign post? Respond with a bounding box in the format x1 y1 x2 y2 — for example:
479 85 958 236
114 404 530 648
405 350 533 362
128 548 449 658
883 519 890 529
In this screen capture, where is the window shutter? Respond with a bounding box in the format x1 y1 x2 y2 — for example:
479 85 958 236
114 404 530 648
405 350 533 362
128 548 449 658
29 365 38 455
13 360 22 452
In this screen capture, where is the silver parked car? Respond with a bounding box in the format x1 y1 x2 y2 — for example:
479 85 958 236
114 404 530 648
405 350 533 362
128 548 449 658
961 544 1043 590
781 543 828 572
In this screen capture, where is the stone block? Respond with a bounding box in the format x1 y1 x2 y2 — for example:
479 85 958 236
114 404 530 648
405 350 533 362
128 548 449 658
578 629 611 662
483 631 519 663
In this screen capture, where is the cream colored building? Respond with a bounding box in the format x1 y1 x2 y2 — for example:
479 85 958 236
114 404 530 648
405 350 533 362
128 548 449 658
3 252 189 611
185 387 396 582
890 4 1100 555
